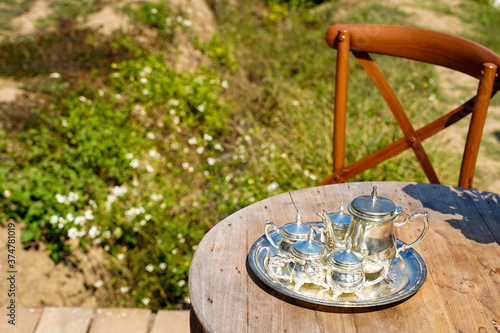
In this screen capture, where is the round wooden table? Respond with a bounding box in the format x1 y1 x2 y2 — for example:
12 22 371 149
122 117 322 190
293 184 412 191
188 182 500 332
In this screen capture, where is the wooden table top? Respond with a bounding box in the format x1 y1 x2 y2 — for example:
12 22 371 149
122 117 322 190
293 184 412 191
188 182 500 332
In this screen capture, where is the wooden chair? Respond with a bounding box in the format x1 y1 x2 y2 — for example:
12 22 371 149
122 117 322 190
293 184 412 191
318 24 500 188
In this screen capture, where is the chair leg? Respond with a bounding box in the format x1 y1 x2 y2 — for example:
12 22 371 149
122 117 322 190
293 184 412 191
459 63 497 188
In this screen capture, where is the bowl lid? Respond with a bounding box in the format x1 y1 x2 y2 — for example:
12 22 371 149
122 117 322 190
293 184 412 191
328 239 365 269
291 229 328 260
281 210 312 240
328 201 351 229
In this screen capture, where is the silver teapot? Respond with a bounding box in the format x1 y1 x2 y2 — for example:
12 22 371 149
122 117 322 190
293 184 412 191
346 186 429 279
265 210 312 258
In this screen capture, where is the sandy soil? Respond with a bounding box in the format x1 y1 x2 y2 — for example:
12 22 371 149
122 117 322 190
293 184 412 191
0 223 111 308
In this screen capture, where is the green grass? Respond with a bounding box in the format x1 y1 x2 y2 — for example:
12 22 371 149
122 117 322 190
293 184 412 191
0 0 499 310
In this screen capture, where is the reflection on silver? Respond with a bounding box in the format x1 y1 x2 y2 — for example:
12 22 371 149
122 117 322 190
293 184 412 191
248 222 427 307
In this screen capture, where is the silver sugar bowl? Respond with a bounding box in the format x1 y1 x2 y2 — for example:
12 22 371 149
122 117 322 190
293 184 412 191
289 229 330 292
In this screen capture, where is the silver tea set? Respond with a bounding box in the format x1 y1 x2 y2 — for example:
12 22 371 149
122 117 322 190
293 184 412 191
263 186 429 300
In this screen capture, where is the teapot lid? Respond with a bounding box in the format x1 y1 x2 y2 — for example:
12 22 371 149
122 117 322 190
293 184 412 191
328 201 351 229
281 210 312 240
291 229 328 260
349 186 397 219
328 239 365 269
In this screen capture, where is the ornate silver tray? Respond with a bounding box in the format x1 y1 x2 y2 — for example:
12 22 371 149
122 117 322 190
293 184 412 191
248 222 427 307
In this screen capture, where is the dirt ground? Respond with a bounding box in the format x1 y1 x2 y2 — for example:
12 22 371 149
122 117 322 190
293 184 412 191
0 0 499 309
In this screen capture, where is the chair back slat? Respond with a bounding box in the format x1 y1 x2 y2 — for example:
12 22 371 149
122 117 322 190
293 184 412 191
326 24 500 78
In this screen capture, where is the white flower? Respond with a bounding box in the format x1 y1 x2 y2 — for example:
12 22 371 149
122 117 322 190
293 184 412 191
172 248 178 255
120 286 129 293
188 137 197 145
3 190 11 198
159 263 167 270
78 229 86 237
214 143 223 151
125 153 134 160
196 146 204 154
187 166 194 173
67 227 78 239
89 200 97 209
114 93 122 100
50 72 61 79
221 80 229 89
207 157 216 165
291 100 299 106
169 99 179 106
160 203 167 209
68 192 79 202
146 264 154 272
182 162 190 170
203 133 213 141
75 216 85 226
112 72 121 78
98 89 104 97
79 96 87 102
183 19 192 27
146 165 154 173
268 181 279 192
117 253 125 260
151 7 158 14
151 193 163 202
130 159 139 168
104 230 111 239
177 280 186 287
84 210 94 220
142 298 150 306
112 185 127 197
146 132 155 140
50 215 59 224
149 149 160 159
61 119 68 127
197 104 205 112
55 194 66 204
66 213 74 222
94 280 103 288
142 88 149 95
140 77 148 84
88 226 99 238
172 116 180 125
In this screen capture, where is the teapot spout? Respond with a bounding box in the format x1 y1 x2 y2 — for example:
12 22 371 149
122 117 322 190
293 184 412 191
317 210 335 250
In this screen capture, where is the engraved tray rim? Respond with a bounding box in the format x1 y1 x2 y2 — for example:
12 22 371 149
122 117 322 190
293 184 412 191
248 222 427 308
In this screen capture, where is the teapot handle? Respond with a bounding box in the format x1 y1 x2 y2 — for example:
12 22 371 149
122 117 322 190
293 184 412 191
364 263 389 286
265 251 293 283
265 220 279 248
394 212 429 254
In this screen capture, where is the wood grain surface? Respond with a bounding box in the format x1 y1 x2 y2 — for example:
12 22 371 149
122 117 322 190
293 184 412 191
189 182 500 333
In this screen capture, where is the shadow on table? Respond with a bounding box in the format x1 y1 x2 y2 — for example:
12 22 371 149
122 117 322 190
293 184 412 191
245 258 413 314
401 183 500 245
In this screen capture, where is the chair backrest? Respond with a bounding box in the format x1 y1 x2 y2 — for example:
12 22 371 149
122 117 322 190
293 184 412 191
318 24 500 188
